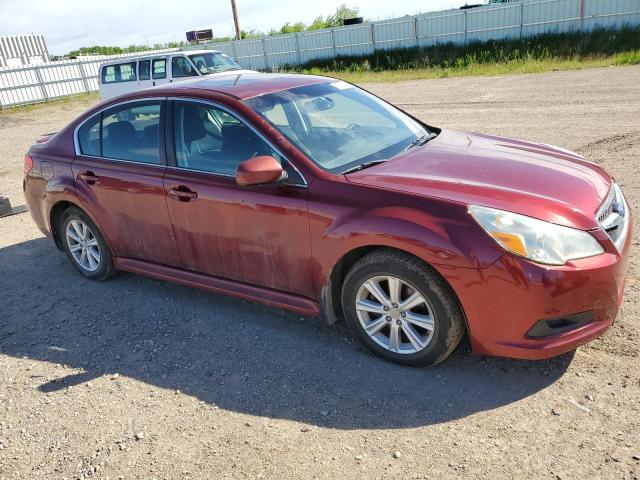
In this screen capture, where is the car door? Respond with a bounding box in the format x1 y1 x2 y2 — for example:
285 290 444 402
170 55 199 84
162 98 314 297
73 99 181 265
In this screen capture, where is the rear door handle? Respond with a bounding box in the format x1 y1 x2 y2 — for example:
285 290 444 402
168 186 198 202
79 171 99 185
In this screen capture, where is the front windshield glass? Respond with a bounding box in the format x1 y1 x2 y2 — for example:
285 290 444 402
188 52 241 75
243 81 428 173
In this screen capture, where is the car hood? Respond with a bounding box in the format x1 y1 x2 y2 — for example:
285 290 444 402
345 129 611 230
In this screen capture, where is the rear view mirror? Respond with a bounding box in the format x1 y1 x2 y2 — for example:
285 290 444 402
236 156 284 186
307 96 335 112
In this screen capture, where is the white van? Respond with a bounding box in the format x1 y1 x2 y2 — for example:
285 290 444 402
98 50 255 100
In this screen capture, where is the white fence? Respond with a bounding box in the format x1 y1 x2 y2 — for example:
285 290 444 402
1 0 639 108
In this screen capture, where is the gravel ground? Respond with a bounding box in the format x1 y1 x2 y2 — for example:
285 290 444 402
1 66 639 480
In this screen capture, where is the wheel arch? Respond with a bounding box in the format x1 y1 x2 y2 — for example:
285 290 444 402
49 200 115 256
321 244 470 340
50 200 80 250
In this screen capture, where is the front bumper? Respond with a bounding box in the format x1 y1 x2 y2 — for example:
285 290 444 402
442 219 632 360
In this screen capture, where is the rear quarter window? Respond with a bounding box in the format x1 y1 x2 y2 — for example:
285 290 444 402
77 114 101 156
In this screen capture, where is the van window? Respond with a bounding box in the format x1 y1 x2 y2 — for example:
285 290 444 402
172 56 198 78
101 101 163 164
152 59 167 79
139 60 151 81
101 62 137 84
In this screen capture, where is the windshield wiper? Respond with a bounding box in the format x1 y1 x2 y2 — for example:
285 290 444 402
341 160 388 175
405 131 438 150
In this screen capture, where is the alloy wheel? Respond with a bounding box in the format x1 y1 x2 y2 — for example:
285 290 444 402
65 219 101 272
355 275 435 354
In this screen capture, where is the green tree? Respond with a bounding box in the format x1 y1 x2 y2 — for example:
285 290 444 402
325 4 360 27
307 16 328 30
280 22 307 34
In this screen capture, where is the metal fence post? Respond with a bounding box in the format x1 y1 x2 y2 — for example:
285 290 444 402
464 10 468 44
231 41 238 62
414 17 419 46
77 61 90 93
261 38 269 70
331 29 337 58
520 2 525 38
294 33 302 65
579 0 585 30
32 65 48 101
370 23 376 50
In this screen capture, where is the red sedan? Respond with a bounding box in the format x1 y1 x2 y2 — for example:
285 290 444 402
23 73 632 366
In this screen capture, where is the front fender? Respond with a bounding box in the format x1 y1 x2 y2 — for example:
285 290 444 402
309 179 506 300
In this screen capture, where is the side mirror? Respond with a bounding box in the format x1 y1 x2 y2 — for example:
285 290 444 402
236 156 284 187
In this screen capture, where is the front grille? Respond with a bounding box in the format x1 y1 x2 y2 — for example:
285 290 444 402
596 183 629 252
597 203 613 224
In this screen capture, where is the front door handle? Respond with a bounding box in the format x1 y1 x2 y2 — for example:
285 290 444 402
168 186 198 202
79 171 99 185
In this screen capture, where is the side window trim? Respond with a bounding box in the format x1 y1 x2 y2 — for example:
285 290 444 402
73 97 168 168
165 97 307 186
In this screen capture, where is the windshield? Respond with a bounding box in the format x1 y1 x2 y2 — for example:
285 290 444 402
243 81 429 173
188 52 241 75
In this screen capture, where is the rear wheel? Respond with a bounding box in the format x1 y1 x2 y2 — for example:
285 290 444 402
341 249 464 367
60 207 116 281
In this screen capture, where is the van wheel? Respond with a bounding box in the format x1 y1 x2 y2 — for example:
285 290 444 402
60 207 116 281
341 249 464 367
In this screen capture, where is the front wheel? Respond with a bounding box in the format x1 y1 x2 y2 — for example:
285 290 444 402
341 249 465 367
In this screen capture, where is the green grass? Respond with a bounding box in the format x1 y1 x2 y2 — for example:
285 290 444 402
283 27 640 83
299 52 640 83
0 92 99 113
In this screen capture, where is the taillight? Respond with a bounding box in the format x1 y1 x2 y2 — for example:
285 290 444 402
24 155 34 175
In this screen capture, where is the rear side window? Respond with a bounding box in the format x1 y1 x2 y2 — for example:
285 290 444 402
76 101 163 164
77 114 101 156
139 60 150 81
152 59 166 79
101 62 137 84
102 102 162 164
171 56 198 78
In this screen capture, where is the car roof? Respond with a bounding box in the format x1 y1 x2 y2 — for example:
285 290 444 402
150 72 335 100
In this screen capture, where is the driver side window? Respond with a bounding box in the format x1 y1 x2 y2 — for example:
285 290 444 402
173 101 282 177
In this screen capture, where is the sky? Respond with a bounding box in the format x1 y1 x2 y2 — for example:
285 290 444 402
0 0 467 55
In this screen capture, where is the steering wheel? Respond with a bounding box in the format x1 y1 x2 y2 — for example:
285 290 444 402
347 123 361 131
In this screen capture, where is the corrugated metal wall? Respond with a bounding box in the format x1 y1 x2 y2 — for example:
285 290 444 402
0 35 50 68
2 0 640 107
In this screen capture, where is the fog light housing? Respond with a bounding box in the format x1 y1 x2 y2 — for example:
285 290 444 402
526 311 595 338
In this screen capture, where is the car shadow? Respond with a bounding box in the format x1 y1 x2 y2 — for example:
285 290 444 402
0 236 573 429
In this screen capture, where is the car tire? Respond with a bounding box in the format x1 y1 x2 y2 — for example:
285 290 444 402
341 249 465 367
60 207 116 281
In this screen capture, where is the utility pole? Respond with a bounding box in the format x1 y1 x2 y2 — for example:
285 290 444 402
231 0 241 40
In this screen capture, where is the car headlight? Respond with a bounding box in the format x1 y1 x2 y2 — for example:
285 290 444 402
469 205 604 266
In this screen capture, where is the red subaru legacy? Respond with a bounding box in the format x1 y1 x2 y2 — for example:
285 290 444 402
23 73 631 366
